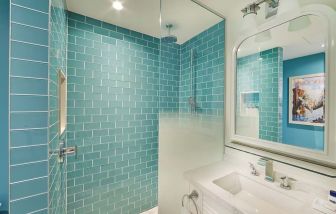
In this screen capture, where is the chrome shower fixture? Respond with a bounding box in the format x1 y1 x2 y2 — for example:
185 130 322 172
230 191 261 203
241 3 260 17
161 24 178 43
241 0 279 17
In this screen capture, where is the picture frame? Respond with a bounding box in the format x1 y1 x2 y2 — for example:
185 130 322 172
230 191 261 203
288 73 325 126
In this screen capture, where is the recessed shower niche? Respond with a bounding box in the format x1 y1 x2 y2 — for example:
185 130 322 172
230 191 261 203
58 70 67 135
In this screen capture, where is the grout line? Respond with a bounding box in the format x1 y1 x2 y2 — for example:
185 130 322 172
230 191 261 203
10 160 48 167
11 3 49 15
10 75 48 80
11 21 48 31
10 127 48 131
10 191 48 203
11 57 48 64
27 208 48 214
10 176 48 185
10 93 48 97
10 144 47 149
10 111 48 113
11 39 48 48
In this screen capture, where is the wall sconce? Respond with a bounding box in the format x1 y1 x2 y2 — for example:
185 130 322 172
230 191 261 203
241 0 279 33
241 0 279 17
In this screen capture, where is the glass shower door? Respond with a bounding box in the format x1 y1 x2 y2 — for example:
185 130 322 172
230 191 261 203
158 0 225 213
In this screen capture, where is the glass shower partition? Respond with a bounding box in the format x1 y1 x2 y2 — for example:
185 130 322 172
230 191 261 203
49 0 68 213
158 0 225 213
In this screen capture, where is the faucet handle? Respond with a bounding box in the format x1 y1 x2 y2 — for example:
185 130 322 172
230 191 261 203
280 176 290 190
280 176 296 190
249 162 258 176
280 176 296 182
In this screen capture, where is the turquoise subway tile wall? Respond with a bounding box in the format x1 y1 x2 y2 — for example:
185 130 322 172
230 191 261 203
66 12 159 213
237 48 283 142
9 0 50 213
67 12 225 213
49 0 68 213
179 21 225 116
0 0 9 211
159 42 180 112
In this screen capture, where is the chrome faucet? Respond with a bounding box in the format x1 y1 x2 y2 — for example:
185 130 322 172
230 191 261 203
258 157 274 182
280 176 296 190
249 162 258 176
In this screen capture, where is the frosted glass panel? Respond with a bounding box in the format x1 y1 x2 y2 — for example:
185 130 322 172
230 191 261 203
158 0 225 213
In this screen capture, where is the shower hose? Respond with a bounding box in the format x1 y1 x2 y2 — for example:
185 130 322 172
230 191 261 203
181 190 199 214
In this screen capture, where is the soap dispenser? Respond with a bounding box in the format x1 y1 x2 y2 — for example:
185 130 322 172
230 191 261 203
329 190 336 204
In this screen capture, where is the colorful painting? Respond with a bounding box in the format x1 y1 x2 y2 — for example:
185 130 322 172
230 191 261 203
289 73 325 126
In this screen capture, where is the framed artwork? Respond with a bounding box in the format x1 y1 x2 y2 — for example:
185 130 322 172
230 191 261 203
289 73 325 126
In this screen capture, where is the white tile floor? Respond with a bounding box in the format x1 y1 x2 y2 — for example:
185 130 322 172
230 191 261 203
140 207 158 214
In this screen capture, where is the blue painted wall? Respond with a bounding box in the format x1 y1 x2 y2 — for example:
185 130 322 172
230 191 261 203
9 1 50 213
0 0 9 211
282 53 325 150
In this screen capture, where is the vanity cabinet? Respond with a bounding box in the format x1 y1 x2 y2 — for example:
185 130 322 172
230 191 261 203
203 195 239 214
187 184 240 214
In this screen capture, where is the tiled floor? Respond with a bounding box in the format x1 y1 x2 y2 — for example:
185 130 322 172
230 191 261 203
140 207 158 214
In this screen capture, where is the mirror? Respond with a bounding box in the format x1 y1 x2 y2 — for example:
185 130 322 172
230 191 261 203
235 15 328 152
58 70 67 135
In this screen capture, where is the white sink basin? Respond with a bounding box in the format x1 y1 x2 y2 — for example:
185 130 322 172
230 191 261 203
213 172 305 214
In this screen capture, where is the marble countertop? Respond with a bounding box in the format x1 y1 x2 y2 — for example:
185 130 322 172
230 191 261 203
184 155 329 214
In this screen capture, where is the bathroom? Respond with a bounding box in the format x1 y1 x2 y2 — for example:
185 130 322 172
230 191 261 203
0 0 336 213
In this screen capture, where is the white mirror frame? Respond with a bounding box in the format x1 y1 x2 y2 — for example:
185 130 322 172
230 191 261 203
225 4 336 166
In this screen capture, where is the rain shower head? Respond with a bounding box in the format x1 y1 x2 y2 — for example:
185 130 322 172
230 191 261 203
161 24 177 43
162 35 177 43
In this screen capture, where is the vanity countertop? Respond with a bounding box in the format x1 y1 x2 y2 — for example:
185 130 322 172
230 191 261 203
184 155 331 214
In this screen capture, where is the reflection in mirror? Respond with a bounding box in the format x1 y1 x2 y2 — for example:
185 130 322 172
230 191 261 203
235 15 327 151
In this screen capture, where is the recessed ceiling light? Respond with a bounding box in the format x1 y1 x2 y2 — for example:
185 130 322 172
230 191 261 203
112 1 123 11
321 44 325 48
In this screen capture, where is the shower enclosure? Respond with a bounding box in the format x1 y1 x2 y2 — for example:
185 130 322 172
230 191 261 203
3 0 224 213
158 0 225 213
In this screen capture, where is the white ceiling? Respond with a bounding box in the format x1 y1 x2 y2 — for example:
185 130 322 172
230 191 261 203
66 0 222 44
66 0 336 44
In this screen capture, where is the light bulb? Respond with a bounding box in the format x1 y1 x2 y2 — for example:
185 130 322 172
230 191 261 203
112 1 123 11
